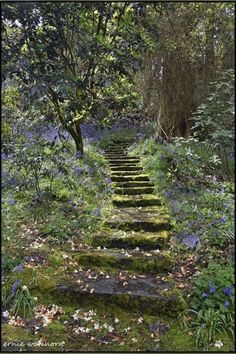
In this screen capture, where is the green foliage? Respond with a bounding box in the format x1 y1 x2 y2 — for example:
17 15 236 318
5 284 35 318
192 70 235 178
179 308 233 350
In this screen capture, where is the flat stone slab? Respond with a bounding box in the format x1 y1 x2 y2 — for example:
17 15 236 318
111 171 143 176
104 156 139 160
112 181 154 188
114 186 155 195
73 248 173 273
108 159 140 164
111 166 143 172
55 271 186 316
111 175 150 182
112 194 162 207
92 229 170 250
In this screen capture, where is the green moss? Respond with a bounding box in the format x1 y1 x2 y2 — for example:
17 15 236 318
92 229 170 249
74 250 172 273
2 324 34 351
74 253 118 267
111 174 150 182
114 186 155 195
112 193 163 207
48 251 64 267
160 320 196 351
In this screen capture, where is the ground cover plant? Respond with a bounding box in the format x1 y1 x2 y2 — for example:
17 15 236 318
1 1 235 352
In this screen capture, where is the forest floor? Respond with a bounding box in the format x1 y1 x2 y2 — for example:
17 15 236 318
2 131 234 352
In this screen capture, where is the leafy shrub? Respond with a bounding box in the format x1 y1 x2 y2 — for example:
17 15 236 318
192 69 234 178
191 262 234 313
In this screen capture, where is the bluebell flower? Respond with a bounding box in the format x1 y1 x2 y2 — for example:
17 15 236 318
165 191 171 197
16 264 23 272
224 300 230 307
201 292 208 298
7 199 16 205
75 151 82 159
222 286 233 297
92 207 100 216
219 216 227 223
209 282 216 294
24 256 31 262
159 154 164 160
105 177 112 184
11 280 21 295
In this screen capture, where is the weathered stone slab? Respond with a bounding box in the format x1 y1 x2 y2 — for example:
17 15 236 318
112 194 163 207
111 166 143 173
73 249 173 273
92 229 170 250
114 186 155 195
111 175 150 182
55 274 186 316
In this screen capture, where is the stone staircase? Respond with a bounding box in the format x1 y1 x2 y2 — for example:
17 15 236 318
56 141 186 316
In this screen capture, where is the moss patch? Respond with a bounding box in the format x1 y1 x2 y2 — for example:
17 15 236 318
92 229 170 249
112 194 163 207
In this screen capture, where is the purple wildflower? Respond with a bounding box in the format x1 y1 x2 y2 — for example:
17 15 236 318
7 199 16 205
16 264 23 272
224 300 230 308
11 280 21 295
75 151 82 159
222 286 233 297
209 283 216 294
219 216 227 223
24 256 31 262
201 292 208 298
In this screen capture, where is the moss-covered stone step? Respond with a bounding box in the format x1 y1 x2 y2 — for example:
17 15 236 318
92 229 170 250
114 187 155 195
108 159 140 164
105 156 137 160
112 181 154 188
111 166 143 172
107 208 169 232
55 276 186 316
111 175 150 182
73 249 173 273
111 171 145 177
109 162 140 168
104 149 128 153
112 194 162 207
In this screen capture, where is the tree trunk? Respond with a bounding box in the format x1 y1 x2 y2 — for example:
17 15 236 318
157 51 196 140
67 123 84 155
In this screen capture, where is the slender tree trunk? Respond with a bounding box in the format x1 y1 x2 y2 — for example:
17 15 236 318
67 124 84 155
157 51 196 140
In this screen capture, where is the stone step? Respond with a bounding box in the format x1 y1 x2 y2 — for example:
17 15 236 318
109 160 140 166
109 164 140 169
111 175 150 182
112 181 154 188
104 155 136 160
104 149 128 153
114 186 155 195
112 194 162 207
92 229 170 250
73 249 173 273
108 158 140 163
111 171 144 176
106 206 169 232
55 273 186 316
111 166 143 172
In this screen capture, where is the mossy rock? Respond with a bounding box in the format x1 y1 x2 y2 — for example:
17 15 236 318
54 284 186 317
112 181 154 188
92 229 170 250
114 186 155 195
112 194 162 207
111 175 150 182
74 250 173 273
111 166 143 172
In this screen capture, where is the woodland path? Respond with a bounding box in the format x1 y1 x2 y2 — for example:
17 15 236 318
58 140 186 316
